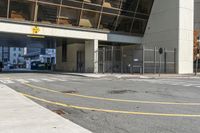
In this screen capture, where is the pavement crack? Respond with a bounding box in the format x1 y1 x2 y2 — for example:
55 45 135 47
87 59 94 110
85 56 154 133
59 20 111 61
108 89 137 94
115 126 130 133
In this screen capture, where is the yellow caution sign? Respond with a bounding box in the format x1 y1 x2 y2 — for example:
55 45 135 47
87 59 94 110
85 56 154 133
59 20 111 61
32 26 40 34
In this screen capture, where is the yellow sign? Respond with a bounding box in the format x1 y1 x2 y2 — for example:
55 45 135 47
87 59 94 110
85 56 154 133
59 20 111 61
32 26 40 34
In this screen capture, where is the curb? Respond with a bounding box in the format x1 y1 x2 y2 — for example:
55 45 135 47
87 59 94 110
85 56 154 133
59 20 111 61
0 84 92 133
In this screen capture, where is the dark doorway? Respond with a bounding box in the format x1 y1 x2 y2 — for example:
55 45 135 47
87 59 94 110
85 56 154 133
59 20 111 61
77 51 85 73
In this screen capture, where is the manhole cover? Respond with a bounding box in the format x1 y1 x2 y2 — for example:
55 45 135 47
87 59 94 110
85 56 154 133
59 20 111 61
108 90 137 94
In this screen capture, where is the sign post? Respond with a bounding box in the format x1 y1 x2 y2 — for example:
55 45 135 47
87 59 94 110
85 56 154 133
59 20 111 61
195 41 200 76
159 48 163 77
195 53 199 76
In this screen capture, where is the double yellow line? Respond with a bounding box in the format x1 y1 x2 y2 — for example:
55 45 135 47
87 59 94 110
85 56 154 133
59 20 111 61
19 83 200 117
23 83 200 106
21 92 200 118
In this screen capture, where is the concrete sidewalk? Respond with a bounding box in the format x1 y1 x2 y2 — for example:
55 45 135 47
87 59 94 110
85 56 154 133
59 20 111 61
54 72 200 79
0 84 92 133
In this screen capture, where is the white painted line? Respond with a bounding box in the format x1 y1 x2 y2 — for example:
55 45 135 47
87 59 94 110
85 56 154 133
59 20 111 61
170 84 179 86
0 80 8 84
183 84 193 87
41 78 54 82
0 80 14 84
28 79 40 82
15 79 30 83
50 78 67 81
4 80 15 84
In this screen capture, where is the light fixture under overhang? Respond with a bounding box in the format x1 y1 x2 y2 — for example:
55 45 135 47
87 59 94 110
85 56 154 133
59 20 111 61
27 35 45 38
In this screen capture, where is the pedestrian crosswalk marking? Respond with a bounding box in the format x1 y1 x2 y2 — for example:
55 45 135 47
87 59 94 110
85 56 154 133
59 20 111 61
41 78 54 82
129 79 200 88
15 79 30 83
183 84 193 87
28 79 40 82
5 80 15 84
50 78 67 81
0 77 68 84
0 80 14 84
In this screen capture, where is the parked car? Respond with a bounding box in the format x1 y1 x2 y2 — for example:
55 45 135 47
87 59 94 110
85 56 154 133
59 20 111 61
31 61 51 70
0 62 3 72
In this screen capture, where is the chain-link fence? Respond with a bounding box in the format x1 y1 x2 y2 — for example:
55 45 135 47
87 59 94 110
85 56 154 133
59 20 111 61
99 46 122 73
98 45 177 74
144 47 176 73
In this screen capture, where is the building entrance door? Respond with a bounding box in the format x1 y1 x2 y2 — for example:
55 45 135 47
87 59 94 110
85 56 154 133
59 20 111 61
77 51 85 73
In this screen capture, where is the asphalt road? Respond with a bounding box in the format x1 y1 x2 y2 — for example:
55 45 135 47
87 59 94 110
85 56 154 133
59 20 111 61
1 73 200 133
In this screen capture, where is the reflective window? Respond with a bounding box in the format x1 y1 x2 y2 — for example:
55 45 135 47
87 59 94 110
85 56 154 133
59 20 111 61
79 10 100 28
9 0 35 21
37 4 59 24
0 0 8 18
137 0 154 14
84 3 102 12
135 13 149 20
121 0 139 12
39 0 61 4
116 16 133 32
131 19 147 34
0 0 154 35
100 14 117 30
84 0 103 5
103 7 119 15
62 0 82 8
103 0 121 8
59 7 80 26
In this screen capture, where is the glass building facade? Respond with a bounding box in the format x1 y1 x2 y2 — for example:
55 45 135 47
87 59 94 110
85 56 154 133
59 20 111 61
0 0 154 36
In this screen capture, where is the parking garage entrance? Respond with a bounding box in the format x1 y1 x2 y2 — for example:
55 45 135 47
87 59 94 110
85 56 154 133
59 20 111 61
0 33 56 72
0 32 177 74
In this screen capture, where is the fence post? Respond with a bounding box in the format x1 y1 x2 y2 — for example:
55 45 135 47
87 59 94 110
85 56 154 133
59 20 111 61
103 47 105 74
154 47 156 74
142 45 145 74
174 48 177 73
164 48 167 73
111 46 114 74
121 47 123 74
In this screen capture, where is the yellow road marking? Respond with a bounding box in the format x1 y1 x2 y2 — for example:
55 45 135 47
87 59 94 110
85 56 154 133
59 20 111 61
21 92 200 118
23 83 200 106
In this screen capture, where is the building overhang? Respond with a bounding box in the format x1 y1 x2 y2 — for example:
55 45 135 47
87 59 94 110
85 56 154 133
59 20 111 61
0 21 142 44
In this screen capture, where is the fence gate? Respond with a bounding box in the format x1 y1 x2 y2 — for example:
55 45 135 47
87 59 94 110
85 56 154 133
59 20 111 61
98 46 122 73
98 45 177 74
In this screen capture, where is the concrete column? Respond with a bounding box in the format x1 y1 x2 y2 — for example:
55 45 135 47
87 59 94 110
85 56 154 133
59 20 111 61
142 0 194 74
85 39 98 73
177 0 194 74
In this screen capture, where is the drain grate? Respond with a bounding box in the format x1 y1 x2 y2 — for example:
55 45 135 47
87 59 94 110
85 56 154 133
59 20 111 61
108 90 137 94
52 109 65 115
61 90 78 94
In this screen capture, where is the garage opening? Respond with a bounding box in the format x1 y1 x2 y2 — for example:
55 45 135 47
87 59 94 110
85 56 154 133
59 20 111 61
0 33 56 72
